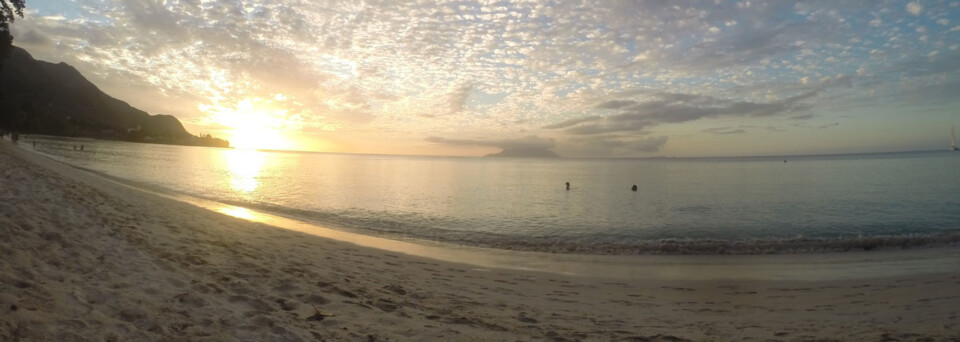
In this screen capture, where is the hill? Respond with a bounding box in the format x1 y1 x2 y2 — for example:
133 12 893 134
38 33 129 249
0 46 228 148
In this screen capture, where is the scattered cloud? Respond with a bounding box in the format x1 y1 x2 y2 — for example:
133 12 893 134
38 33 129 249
907 2 924 15
10 0 960 156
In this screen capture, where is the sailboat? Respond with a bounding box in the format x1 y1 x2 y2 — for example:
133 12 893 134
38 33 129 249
953 126 959 151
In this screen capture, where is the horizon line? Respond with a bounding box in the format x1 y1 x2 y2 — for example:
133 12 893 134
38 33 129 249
244 146 951 161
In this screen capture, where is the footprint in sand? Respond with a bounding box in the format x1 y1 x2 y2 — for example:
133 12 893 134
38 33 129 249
275 298 300 311
515 313 538 324
383 284 407 295
173 292 207 308
374 298 399 312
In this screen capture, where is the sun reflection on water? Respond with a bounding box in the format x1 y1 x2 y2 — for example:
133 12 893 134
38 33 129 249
224 149 266 193
217 205 258 220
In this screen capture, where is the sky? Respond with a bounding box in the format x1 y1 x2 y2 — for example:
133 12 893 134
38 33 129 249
9 0 960 157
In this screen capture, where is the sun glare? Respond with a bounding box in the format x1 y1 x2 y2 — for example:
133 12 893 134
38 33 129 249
215 98 297 151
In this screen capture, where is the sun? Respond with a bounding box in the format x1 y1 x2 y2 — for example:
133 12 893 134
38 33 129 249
215 98 297 151
230 124 293 151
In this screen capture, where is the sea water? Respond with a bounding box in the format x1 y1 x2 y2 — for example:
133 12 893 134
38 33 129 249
24 135 960 254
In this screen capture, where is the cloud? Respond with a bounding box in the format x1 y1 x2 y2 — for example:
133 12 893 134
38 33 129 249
426 135 560 157
678 25 801 71
818 122 840 129
446 84 472 114
548 89 821 136
12 0 960 156
703 127 746 135
595 100 636 109
561 135 669 156
541 116 602 129
15 30 52 46
907 2 923 15
881 50 960 78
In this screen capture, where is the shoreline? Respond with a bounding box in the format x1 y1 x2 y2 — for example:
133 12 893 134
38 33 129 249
156 196 960 281
2 139 959 340
15 139 960 280
21 134 960 258
170 193 960 257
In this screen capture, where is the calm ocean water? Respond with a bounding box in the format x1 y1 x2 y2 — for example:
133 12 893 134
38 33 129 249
24 135 960 254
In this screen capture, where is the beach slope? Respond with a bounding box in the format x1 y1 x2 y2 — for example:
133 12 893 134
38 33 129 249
1 140 958 341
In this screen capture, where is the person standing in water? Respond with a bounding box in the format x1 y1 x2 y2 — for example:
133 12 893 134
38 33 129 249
631 184 638 191
565 182 570 190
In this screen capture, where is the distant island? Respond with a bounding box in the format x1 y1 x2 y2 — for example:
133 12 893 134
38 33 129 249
0 46 229 148
485 147 560 158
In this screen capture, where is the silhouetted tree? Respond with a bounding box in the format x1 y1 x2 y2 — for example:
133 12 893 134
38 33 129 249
1 0 26 67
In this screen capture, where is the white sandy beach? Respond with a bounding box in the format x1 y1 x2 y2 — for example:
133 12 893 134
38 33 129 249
1 139 959 341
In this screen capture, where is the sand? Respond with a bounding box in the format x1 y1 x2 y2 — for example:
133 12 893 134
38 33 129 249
1 139 959 341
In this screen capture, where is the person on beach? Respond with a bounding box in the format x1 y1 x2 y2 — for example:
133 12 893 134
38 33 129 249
566 182 570 190
632 185 638 191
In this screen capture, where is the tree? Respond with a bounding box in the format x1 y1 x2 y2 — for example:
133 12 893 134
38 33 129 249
1 0 26 67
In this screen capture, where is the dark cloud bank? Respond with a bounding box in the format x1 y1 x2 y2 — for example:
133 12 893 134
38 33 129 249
550 89 821 135
535 87 834 156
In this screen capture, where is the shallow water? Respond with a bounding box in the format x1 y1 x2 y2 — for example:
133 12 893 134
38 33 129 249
25 135 960 254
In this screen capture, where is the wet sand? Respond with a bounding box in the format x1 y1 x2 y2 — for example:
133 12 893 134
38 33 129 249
2 139 959 341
